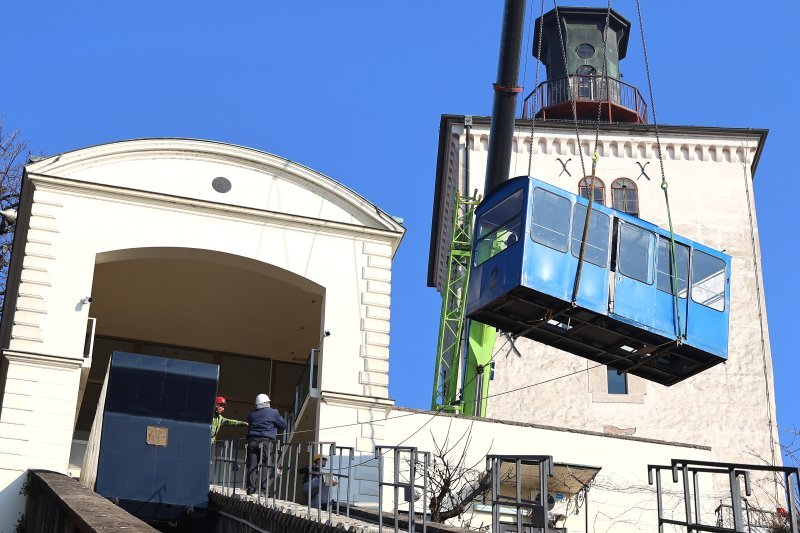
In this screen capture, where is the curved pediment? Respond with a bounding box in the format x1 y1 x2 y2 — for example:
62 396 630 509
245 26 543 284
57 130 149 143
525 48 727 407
26 138 404 233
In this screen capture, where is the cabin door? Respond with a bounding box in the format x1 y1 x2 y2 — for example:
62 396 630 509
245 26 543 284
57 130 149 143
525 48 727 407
612 222 657 327
686 249 730 356
653 238 690 339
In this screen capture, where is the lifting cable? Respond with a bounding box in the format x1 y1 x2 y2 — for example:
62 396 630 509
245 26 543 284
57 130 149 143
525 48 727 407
635 0 683 343
526 0 547 177
571 0 612 306
552 0 588 180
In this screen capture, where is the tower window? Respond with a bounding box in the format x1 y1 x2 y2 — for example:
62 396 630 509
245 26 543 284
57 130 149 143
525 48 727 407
576 66 597 98
607 367 628 394
578 177 605 205
576 43 595 59
611 178 639 216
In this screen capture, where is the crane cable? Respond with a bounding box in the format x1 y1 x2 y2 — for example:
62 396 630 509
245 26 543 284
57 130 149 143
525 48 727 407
526 0 547 177
634 0 683 343
571 0 612 306
552 0 587 179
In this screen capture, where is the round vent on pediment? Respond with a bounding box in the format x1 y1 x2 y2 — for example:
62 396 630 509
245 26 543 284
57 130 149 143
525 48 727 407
212 177 232 193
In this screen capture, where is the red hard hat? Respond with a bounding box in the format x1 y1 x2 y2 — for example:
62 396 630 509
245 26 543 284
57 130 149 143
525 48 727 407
215 396 226 405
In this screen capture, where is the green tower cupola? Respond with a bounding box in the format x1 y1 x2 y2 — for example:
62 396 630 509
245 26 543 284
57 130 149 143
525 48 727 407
524 6 648 123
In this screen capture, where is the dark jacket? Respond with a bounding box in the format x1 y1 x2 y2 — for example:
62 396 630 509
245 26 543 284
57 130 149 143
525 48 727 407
246 407 287 440
300 465 330 508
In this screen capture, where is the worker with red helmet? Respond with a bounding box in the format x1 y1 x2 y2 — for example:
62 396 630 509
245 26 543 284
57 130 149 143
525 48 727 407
212 396 247 443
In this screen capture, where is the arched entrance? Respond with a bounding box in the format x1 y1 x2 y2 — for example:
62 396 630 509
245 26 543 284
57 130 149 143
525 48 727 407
71 247 325 472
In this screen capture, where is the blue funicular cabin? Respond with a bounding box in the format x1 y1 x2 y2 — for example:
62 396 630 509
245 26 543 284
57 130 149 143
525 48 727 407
466 176 731 386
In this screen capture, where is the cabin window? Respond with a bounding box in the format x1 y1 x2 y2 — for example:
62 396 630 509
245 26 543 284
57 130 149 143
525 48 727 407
607 368 628 394
618 223 654 283
571 204 610 267
656 239 689 298
611 178 639 216
474 189 524 266
531 188 571 252
691 250 726 311
578 177 605 205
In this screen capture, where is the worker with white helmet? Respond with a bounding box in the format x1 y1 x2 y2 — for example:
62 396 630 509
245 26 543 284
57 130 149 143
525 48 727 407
245 393 287 496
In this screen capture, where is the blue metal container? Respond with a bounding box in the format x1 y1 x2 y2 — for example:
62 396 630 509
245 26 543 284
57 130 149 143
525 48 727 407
466 176 730 386
90 352 219 521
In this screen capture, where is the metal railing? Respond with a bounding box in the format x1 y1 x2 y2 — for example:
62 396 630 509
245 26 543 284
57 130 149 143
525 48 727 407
648 459 800 533
486 455 554 533
212 438 435 532
211 438 355 522
211 438 244 497
211 442 596 533
375 445 431 533
522 75 648 123
716 500 782 532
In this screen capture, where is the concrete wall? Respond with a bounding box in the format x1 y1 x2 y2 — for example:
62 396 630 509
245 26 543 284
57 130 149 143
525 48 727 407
432 119 780 506
0 139 403 532
318 404 715 532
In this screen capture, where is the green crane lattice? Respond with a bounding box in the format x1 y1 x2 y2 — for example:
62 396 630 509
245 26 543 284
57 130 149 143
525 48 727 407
431 192 496 415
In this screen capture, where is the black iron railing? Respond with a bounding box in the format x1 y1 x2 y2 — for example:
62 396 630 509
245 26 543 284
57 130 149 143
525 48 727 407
648 459 800 533
522 75 649 123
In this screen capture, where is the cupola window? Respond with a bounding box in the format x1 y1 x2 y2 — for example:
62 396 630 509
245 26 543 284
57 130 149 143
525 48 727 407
576 43 595 59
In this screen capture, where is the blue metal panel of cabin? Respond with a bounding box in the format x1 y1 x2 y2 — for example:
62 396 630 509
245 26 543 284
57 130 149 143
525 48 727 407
610 219 658 330
563 190 612 313
466 178 527 315
685 243 731 358
95 352 218 521
652 231 691 339
522 181 610 314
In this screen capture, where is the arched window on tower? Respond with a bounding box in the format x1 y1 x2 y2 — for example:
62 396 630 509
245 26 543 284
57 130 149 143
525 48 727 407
611 178 639 217
576 65 597 99
578 177 605 205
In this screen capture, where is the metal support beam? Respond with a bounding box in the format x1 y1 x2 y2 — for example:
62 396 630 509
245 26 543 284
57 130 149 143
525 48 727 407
485 0 528 196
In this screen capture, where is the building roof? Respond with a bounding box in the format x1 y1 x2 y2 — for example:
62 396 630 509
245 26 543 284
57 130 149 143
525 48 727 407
533 6 632 61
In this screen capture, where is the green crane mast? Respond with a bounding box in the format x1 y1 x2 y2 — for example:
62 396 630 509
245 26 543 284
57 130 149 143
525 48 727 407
430 192 496 416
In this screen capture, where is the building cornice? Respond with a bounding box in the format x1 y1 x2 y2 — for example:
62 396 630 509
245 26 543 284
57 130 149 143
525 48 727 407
319 390 394 413
2 349 84 370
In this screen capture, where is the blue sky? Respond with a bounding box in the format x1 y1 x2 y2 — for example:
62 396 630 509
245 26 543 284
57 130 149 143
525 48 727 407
4 2 797 453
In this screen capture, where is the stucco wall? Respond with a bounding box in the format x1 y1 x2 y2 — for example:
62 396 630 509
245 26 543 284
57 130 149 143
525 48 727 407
319 404 715 532
0 139 403 532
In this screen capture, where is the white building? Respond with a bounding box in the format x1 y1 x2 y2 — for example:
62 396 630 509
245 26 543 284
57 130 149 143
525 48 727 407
0 133 775 532
427 115 780 526
0 138 407 529
427 5 781 526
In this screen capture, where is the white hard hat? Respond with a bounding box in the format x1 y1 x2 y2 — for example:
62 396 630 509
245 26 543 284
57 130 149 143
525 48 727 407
255 393 270 407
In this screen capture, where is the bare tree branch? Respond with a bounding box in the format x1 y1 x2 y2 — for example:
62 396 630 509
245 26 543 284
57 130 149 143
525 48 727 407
0 119 27 309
